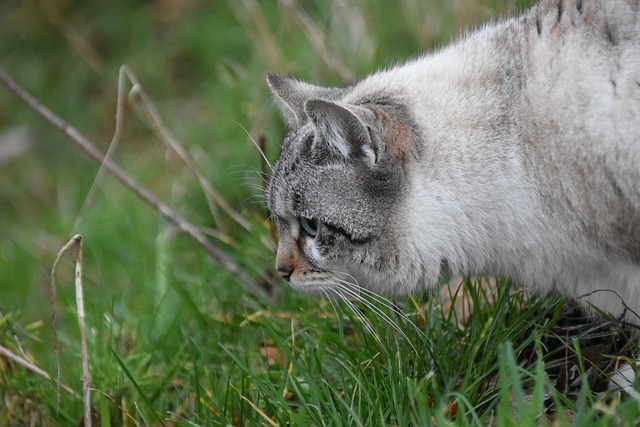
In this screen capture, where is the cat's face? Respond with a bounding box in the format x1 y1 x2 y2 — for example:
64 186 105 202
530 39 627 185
265 75 419 295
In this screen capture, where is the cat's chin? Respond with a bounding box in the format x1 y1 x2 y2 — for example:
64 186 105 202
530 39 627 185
285 256 442 297
287 278 337 295
287 272 355 295
286 267 376 296
296 266 425 297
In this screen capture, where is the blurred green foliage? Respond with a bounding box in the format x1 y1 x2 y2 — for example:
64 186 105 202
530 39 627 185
8 1 637 426
0 0 526 323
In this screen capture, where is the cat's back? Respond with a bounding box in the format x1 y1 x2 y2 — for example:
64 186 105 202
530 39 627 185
523 0 640 143
524 0 640 115
517 0 640 261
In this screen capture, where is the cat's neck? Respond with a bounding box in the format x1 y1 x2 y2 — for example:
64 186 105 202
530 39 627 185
345 22 549 287
356 23 523 128
348 20 543 282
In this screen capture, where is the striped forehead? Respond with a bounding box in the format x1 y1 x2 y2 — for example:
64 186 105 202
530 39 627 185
268 124 317 207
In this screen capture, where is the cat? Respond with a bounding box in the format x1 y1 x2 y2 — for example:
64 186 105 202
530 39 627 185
265 0 640 327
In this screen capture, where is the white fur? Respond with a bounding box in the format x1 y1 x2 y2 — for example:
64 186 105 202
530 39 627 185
342 3 640 318
269 0 640 321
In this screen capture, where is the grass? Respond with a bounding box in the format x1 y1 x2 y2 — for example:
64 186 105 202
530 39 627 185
0 0 639 425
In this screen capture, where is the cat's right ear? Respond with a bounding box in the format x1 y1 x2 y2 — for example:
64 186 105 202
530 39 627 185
267 74 338 128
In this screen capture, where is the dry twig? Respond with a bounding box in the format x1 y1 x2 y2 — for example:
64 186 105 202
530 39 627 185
122 65 251 232
0 68 271 299
0 344 78 398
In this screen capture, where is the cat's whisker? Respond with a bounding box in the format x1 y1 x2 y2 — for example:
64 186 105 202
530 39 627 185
332 279 419 356
243 185 267 195
322 290 342 323
229 164 271 177
230 175 266 189
328 270 363 296
234 179 269 207
226 169 271 188
336 284 410 354
330 270 424 337
242 176 266 184
243 190 265 197
244 197 269 208
229 180 268 208
327 271 409 334
330 281 384 348
351 287 424 337
230 120 272 170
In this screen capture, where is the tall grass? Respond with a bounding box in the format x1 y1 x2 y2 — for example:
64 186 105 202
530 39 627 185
0 0 638 425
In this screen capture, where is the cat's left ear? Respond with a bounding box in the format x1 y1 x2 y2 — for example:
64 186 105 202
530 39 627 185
267 74 342 128
304 99 379 164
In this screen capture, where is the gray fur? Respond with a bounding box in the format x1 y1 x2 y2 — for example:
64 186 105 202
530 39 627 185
266 0 640 319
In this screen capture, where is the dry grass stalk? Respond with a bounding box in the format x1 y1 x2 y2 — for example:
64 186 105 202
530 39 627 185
0 68 271 299
73 65 127 233
229 0 284 72
123 65 251 233
278 0 354 81
50 235 90 426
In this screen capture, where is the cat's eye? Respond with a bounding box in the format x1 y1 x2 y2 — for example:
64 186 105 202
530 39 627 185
300 217 318 238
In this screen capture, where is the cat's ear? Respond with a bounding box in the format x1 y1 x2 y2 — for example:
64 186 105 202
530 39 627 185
267 74 340 127
304 99 378 164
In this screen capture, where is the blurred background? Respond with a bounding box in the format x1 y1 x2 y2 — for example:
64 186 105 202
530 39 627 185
0 0 530 423
0 0 527 330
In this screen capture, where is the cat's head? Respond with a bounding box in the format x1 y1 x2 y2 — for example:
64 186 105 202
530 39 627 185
265 74 423 295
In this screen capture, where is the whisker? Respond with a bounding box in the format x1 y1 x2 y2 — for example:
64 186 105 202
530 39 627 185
330 271 424 336
230 171 271 184
228 164 269 174
355 289 424 336
331 282 384 348
242 185 267 195
334 280 419 356
243 194 267 202
243 198 268 208
323 290 341 322
230 120 272 170
227 174 266 187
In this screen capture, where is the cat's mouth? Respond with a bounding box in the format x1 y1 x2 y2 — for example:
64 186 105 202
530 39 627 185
282 263 374 298
282 267 341 293
287 277 336 294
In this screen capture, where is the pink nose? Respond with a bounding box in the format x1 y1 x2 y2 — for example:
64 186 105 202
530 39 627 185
276 263 293 281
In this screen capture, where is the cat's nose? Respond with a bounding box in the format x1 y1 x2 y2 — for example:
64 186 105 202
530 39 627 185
276 263 293 282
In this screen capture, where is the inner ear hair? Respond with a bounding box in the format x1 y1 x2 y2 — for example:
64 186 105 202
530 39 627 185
304 99 378 163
